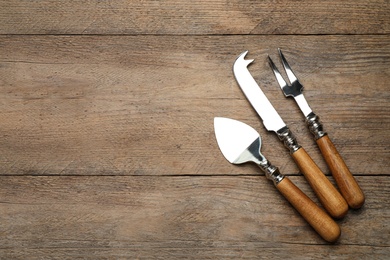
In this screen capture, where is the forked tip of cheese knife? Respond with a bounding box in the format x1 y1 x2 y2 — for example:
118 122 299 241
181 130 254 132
234 50 254 68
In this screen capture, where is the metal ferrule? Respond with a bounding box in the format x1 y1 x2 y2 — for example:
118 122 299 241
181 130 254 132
258 160 284 186
305 112 327 140
276 126 301 153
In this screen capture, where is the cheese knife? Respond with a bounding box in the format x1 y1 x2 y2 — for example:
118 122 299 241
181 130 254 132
214 117 340 242
233 51 348 219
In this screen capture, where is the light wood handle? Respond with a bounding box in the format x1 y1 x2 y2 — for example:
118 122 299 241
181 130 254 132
291 148 348 219
317 135 365 209
276 177 341 243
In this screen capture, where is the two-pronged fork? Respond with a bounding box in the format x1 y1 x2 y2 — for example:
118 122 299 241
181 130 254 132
268 49 365 209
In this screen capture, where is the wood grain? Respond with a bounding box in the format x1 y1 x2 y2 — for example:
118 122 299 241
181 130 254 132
317 134 365 209
1 35 389 176
275 177 340 242
1 1 390 258
291 147 348 219
0 176 389 259
0 0 388 35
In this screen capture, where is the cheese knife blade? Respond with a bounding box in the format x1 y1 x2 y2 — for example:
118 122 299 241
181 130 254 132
233 51 286 133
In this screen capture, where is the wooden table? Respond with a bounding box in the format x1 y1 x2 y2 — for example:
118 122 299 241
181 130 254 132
1 1 389 259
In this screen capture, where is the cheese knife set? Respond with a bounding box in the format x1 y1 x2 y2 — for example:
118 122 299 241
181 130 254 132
214 49 365 242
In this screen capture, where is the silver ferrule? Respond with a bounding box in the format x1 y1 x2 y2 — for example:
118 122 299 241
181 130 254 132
258 160 284 186
305 112 327 140
276 126 301 153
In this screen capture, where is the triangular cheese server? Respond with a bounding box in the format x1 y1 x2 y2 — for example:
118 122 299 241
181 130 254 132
214 117 340 242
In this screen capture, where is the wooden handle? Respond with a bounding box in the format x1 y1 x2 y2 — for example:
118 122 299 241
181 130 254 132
291 148 348 219
276 177 341 243
317 135 365 209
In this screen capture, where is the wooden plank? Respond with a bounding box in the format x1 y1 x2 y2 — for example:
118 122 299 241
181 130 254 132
1 35 389 176
1 1 388 259
0 1 389 35
0 176 389 259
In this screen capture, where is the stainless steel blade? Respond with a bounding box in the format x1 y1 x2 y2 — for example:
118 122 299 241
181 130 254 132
214 117 284 185
294 94 313 117
214 117 261 164
233 51 286 132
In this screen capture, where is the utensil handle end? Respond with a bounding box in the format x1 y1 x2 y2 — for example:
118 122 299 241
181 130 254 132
317 135 365 209
276 177 341 243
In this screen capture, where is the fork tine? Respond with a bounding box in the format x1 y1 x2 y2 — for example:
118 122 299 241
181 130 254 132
278 48 299 84
267 55 289 90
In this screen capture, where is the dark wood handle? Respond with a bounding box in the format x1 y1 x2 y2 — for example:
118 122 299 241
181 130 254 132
276 177 341 243
291 147 348 219
317 135 365 209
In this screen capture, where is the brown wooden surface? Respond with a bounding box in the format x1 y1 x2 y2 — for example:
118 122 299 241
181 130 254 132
0 1 389 35
1 1 389 259
1 176 389 259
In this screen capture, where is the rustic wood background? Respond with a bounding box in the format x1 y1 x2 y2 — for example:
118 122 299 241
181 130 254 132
1 1 389 259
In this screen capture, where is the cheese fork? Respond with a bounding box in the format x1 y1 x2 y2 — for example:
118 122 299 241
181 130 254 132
268 49 365 209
